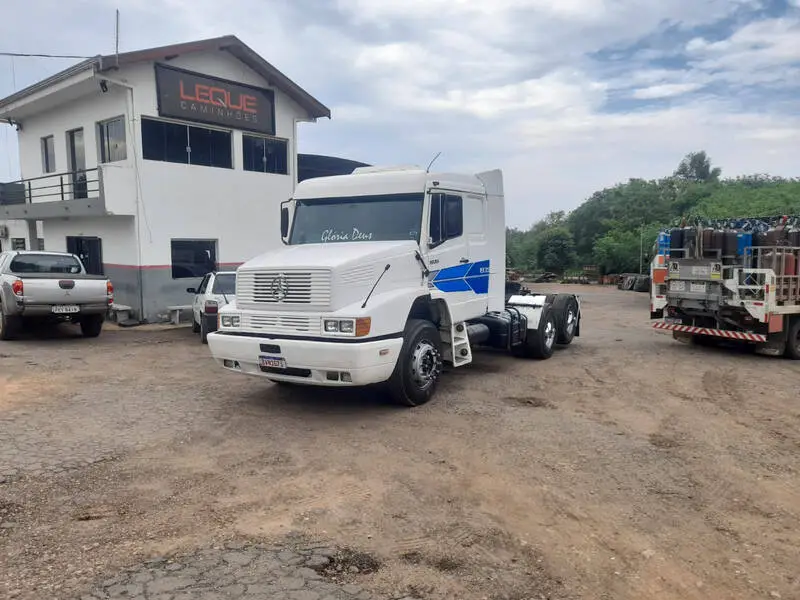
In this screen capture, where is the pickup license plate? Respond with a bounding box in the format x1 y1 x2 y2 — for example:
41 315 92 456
690 282 707 293
52 305 80 314
258 355 286 369
669 280 686 292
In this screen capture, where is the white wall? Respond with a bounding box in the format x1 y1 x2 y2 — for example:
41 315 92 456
0 219 42 251
136 160 288 266
16 87 129 182
42 216 137 265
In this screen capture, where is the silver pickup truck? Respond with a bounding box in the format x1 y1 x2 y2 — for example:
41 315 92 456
0 250 113 340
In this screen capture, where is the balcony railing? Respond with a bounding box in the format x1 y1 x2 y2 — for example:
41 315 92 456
0 168 102 206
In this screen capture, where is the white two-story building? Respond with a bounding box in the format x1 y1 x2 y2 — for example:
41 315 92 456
0 35 330 322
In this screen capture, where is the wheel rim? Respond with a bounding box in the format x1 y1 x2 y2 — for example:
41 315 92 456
544 319 556 350
564 309 576 336
410 339 441 391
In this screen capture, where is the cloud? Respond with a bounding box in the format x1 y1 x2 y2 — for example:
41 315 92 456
0 0 798 227
632 83 703 99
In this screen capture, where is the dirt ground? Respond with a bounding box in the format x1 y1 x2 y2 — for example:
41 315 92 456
1 284 798 600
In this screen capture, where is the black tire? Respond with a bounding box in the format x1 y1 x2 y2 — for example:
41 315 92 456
785 318 800 360
388 319 443 407
551 294 579 345
192 317 200 334
80 314 104 338
200 314 209 344
0 303 21 341
514 309 557 359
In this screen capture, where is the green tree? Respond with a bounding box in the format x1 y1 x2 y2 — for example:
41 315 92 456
536 227 576 274
674 151 722 183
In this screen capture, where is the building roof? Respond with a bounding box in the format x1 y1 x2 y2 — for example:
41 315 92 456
0 35 330 120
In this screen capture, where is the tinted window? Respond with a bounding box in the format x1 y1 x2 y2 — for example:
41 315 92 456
212 273 236 294
188 125 232 168
289 193 424 245
41 136 56 173
429 193 463 246
98 117 127 163
142 118 188 164
170 240 217 279
10 253 82 274
243 135 288 174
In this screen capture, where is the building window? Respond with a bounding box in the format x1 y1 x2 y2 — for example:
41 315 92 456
141 117 232 169
11 238 26 250
41 136 56 173
37 238 45 251
98 116 127 163
243 135 288 175
170 239 218 279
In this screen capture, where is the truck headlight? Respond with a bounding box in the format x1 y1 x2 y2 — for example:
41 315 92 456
323 318 370 337
221 314 240 328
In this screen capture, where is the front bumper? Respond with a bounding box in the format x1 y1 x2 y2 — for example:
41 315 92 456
207 331 403 386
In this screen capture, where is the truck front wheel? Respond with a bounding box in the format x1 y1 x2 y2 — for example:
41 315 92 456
552 294 579 345
785 318 800 360
388 319 443 407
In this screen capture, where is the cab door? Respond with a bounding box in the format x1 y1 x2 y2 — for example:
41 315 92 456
425 192 486 323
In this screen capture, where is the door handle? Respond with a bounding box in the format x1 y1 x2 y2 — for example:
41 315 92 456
459 257 469 264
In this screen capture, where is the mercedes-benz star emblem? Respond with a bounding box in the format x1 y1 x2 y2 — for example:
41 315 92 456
270 274 289 301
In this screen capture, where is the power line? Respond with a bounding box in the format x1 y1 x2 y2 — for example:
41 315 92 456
0 52 93 59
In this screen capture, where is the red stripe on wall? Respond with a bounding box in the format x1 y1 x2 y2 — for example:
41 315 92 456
105 262 244 270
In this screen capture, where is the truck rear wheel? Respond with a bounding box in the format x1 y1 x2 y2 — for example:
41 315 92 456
0 304 21 341
785 318 800 360
80 314 105 338
513 309 556 359
388 319 443 407
552 294 579 345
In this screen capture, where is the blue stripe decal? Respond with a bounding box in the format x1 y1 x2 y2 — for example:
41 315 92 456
429 260 491 295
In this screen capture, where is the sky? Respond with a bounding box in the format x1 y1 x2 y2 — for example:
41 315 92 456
1 0 799 228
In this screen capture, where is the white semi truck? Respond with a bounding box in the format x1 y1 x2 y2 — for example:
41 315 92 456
207 166 581 406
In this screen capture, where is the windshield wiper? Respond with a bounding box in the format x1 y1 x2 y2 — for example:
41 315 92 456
362 264 391 309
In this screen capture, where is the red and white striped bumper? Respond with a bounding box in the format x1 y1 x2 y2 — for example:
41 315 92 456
652 321 767 342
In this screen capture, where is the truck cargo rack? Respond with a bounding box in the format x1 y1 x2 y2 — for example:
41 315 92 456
749 246 800 305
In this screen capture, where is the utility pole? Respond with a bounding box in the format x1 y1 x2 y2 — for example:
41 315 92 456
639 221 644 275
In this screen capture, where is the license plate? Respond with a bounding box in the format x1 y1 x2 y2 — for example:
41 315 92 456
665 317 682 324
690 282 706 293
51 305 80 314
669 280 686 292
258 355 286 369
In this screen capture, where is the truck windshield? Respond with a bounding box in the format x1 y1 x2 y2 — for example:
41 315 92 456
288 193 424 245
212 273 236 295
9 254 82 274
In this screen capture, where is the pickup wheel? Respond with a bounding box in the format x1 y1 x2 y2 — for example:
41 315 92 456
388 319 443 407
200 314 210 344
80 314 105 338
552 294 579 345
0 303 21 341
514 309 556 359
785 318 800 360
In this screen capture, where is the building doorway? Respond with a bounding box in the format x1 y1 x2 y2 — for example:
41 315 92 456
67 128 88 199
67 236 104 275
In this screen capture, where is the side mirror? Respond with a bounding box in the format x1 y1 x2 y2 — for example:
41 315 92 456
186 287 196 294
280 206 289 239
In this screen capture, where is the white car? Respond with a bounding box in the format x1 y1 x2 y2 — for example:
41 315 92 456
186 271 236 343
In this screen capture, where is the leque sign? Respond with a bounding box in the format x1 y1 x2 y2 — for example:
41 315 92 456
154 64 275 135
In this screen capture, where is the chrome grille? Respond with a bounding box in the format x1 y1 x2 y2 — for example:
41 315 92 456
237 269 331 309
241 313 318 335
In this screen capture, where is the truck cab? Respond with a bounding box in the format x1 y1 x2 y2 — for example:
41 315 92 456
208 166 581 405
